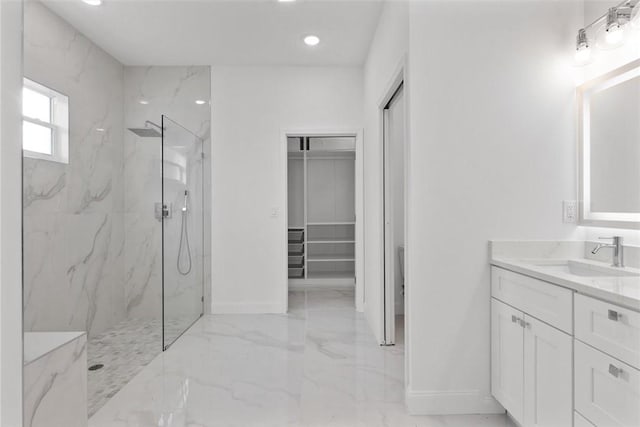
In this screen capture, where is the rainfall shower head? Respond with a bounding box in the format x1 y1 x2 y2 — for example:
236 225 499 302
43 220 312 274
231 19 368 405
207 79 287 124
127 120 163 138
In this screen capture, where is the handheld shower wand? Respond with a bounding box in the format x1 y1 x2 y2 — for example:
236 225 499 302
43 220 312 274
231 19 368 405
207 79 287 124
177 190 192 275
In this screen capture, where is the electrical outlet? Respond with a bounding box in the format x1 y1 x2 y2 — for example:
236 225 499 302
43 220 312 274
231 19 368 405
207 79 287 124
563 200 577 223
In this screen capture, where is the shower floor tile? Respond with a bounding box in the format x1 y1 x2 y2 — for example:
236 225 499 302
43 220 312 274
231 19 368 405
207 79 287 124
87 317 189 416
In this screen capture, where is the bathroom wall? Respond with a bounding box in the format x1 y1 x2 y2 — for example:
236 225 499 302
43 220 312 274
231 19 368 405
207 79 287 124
404 0 583 414
0 0 25 423
23 0 126 338
210 66 363 313
123 66 211 321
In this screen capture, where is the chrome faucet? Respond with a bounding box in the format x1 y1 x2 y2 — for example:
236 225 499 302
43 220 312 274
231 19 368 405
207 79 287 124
591 236 624 267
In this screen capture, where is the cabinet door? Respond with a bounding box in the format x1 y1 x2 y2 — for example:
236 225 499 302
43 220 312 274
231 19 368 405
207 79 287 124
492 298 524 424
523 315 573 427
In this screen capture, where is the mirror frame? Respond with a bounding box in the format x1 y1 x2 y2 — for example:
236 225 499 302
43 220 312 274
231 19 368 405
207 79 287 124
577 58 640 230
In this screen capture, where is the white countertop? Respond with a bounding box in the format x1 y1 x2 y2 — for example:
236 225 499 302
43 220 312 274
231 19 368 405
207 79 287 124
491 257 640 311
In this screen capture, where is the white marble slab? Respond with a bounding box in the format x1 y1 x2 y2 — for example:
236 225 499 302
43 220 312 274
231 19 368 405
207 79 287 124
24 331 87 427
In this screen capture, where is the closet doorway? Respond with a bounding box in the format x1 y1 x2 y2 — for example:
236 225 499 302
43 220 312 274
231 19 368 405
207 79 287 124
383 82 405 345
283 131 363 310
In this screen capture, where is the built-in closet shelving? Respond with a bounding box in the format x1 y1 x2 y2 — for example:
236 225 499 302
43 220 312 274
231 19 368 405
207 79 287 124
287 136 356 286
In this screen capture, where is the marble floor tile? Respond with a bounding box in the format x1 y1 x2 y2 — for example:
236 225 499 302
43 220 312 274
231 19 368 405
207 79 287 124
89 290 513 427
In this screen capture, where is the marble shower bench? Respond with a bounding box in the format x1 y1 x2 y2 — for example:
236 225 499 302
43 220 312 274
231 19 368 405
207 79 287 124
24 331 87 427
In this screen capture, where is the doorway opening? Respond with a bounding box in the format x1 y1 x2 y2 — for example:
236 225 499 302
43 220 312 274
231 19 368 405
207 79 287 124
383 82 405 345
282 131 364 312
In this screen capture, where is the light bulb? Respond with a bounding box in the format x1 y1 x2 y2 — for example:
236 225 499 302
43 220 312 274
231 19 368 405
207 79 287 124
575 46 592 64
304 35 320 46
605 25 625 46
574 28 592 65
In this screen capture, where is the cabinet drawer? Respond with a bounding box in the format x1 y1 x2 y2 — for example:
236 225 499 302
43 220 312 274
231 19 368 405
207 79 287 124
575 340 640 427
491 267 573 333
575 294 640 370
574 411 595 427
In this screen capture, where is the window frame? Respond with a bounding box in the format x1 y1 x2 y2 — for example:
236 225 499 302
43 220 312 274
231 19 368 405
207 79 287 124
22 78 69 163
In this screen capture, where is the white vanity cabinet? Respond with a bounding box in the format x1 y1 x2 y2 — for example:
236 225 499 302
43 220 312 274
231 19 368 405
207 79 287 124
491 264 640 427
574 294 640 427
491 267 573 427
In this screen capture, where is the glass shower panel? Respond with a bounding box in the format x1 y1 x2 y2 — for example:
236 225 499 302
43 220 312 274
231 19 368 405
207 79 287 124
162 115 204 349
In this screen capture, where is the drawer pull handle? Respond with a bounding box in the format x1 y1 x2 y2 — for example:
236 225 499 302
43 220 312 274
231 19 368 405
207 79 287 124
609 364 622 378
608 310 622 321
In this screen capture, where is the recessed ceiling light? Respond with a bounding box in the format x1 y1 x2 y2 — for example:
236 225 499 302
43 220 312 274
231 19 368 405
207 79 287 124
139 100 149 105
304 35 320 46
82 0 102 6
195 100 207 105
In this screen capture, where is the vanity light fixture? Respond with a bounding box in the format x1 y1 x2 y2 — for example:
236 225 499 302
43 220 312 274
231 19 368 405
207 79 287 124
575 28 592 64
605 7 626 46
304 35 320 46
96 128 105 132
195 100 207 105
574 0 638 65
82 0 102 5
139 100 149 105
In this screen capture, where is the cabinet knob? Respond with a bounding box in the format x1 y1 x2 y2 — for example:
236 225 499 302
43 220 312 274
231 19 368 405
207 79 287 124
609 364 622 378
608 309 621 321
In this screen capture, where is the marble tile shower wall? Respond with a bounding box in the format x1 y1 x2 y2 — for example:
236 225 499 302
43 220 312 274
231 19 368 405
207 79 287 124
123 66 211 321
23 2 212 338
23 1 126 338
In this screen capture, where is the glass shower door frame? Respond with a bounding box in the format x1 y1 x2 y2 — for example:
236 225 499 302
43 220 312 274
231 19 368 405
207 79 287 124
161 114 205 351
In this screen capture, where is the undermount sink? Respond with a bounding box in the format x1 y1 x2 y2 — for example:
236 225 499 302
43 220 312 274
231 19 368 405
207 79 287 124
524 260 639 278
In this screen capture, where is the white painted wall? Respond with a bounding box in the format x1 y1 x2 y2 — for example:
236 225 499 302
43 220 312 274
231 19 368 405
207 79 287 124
404 0 584 414
362 1 409 344
210 66 362 313
0 1 24 424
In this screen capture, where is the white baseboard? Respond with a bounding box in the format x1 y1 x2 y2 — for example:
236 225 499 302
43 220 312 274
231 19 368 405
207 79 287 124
405 388 504 415
211 302 286 314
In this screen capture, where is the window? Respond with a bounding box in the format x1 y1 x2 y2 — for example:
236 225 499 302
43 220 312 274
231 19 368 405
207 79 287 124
22 78 69 163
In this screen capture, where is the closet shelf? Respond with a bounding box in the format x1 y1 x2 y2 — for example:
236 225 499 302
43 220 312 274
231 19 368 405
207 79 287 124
306 271 356 279
307 239 355 244
307 255 355 262
306 222 355 226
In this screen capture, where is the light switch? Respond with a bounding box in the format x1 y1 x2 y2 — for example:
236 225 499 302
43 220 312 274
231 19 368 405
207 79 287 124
563 200 577 223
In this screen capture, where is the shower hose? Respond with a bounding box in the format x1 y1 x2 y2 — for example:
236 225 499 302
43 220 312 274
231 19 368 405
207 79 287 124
177 190 192 275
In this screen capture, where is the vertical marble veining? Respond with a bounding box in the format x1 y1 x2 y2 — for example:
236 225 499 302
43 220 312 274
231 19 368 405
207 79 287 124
23 0 126 338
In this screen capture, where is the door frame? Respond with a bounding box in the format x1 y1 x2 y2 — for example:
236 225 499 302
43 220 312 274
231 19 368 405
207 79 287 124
379 61 407 346
280 128 364 312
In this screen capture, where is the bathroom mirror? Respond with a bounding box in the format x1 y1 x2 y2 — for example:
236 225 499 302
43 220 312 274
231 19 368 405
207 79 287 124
577 59 640 229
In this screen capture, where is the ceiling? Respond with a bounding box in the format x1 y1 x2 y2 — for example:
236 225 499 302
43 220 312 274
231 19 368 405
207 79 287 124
43 0 384 66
